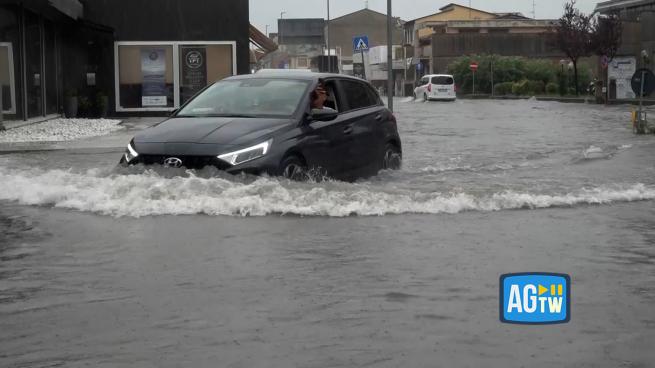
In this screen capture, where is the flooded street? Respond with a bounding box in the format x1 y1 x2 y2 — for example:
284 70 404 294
2 99 655 367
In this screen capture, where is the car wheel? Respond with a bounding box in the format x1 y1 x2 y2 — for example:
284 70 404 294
382 143 402 170
412 92 417 100
279 155 307 180
423 93 428 102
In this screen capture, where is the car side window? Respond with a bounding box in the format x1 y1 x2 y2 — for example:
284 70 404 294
420 77 429 86
340 80 377 111
366 86 382 106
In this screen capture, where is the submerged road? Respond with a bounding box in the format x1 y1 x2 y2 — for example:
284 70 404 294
1 99 655 367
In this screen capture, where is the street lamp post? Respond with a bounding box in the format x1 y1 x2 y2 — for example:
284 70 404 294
279 11 286 47
386 0 393 111
327 0 331 73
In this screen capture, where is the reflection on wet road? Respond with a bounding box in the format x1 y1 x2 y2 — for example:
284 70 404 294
1 99 655 367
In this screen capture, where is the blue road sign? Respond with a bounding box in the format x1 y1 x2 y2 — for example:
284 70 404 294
353 36 369 52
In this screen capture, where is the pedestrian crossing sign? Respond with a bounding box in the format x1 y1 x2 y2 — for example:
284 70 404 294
353 36 369 52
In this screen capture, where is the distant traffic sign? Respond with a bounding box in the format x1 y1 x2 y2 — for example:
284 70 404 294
631 68 655 97
470 62 479 71
353 36 369 52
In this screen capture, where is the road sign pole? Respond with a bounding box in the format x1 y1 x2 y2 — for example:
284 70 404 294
472 70 476 96
327 0 331 73
361 49 366 80
386 0 393 111
491 60 494 97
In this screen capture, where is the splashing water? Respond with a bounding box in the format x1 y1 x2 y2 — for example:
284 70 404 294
1 166 654 217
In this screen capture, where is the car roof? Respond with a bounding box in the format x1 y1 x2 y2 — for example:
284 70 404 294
225 71 367 82
423 74 454 77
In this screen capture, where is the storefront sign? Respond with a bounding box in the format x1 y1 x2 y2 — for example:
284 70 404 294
141 48 167 107
608 56 637 100
180 47 207 103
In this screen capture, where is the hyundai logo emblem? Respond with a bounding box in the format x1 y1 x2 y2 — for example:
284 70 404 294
163 157 183 168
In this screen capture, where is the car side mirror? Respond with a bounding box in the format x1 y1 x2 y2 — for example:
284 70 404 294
309 108 338 122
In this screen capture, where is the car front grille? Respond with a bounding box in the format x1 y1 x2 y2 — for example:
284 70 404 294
136 155 231 170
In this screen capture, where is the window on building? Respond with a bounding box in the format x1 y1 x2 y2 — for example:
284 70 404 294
0 6 18 116
0 42 16 114
115 42 235 111
296 56 309 69
340 80 378 111
117 44 174 110
179 44 234 104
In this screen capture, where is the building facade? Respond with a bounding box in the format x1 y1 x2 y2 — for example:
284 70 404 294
403 3 557 84
430 19 560 73
594 0 655 99
259 18 325 71
595 0 655 68
327 8 404 71
0 0 249 121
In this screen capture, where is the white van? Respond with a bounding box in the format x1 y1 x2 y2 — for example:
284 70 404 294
414 74 457 101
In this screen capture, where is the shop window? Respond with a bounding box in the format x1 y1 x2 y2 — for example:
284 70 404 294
0 42 16 114
296 56 308 69
115 42 235 111
179 43 234 104
116 44 174 110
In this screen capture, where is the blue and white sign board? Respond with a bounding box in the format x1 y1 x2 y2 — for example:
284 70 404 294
353 36 369 53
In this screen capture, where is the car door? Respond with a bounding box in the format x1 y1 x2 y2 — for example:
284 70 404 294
298 79 350 176
415 76 429 97
336 79 384 173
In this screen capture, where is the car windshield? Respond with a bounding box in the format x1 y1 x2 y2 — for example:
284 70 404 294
177 78 311 118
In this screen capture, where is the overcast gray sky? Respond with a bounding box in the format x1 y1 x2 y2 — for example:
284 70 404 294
250 0 600 34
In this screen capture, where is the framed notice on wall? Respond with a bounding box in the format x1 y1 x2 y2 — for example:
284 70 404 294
141 48 167 106
180 46 207 103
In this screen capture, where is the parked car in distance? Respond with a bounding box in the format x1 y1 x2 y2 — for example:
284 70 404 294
120 72 402 181
414 74 457 101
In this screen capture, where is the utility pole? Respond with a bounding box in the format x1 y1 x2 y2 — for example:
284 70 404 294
327 0 331 73
532 0 536 19
387 0 393 111
265 25 269 37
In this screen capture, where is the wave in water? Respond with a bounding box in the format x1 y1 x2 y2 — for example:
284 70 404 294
1 167 654 217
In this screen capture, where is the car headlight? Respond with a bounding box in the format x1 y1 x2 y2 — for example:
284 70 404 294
124 140 139 163
217 139 272 166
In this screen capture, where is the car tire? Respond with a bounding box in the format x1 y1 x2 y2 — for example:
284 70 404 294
279 155 307 181
423 93 428 102
382 143 402 170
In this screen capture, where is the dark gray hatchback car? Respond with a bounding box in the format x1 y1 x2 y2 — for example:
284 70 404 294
121 71 402 181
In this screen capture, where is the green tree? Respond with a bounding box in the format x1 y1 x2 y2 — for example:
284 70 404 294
555 1 593 96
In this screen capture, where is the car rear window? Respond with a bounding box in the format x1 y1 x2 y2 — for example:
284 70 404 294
432 76 454 85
